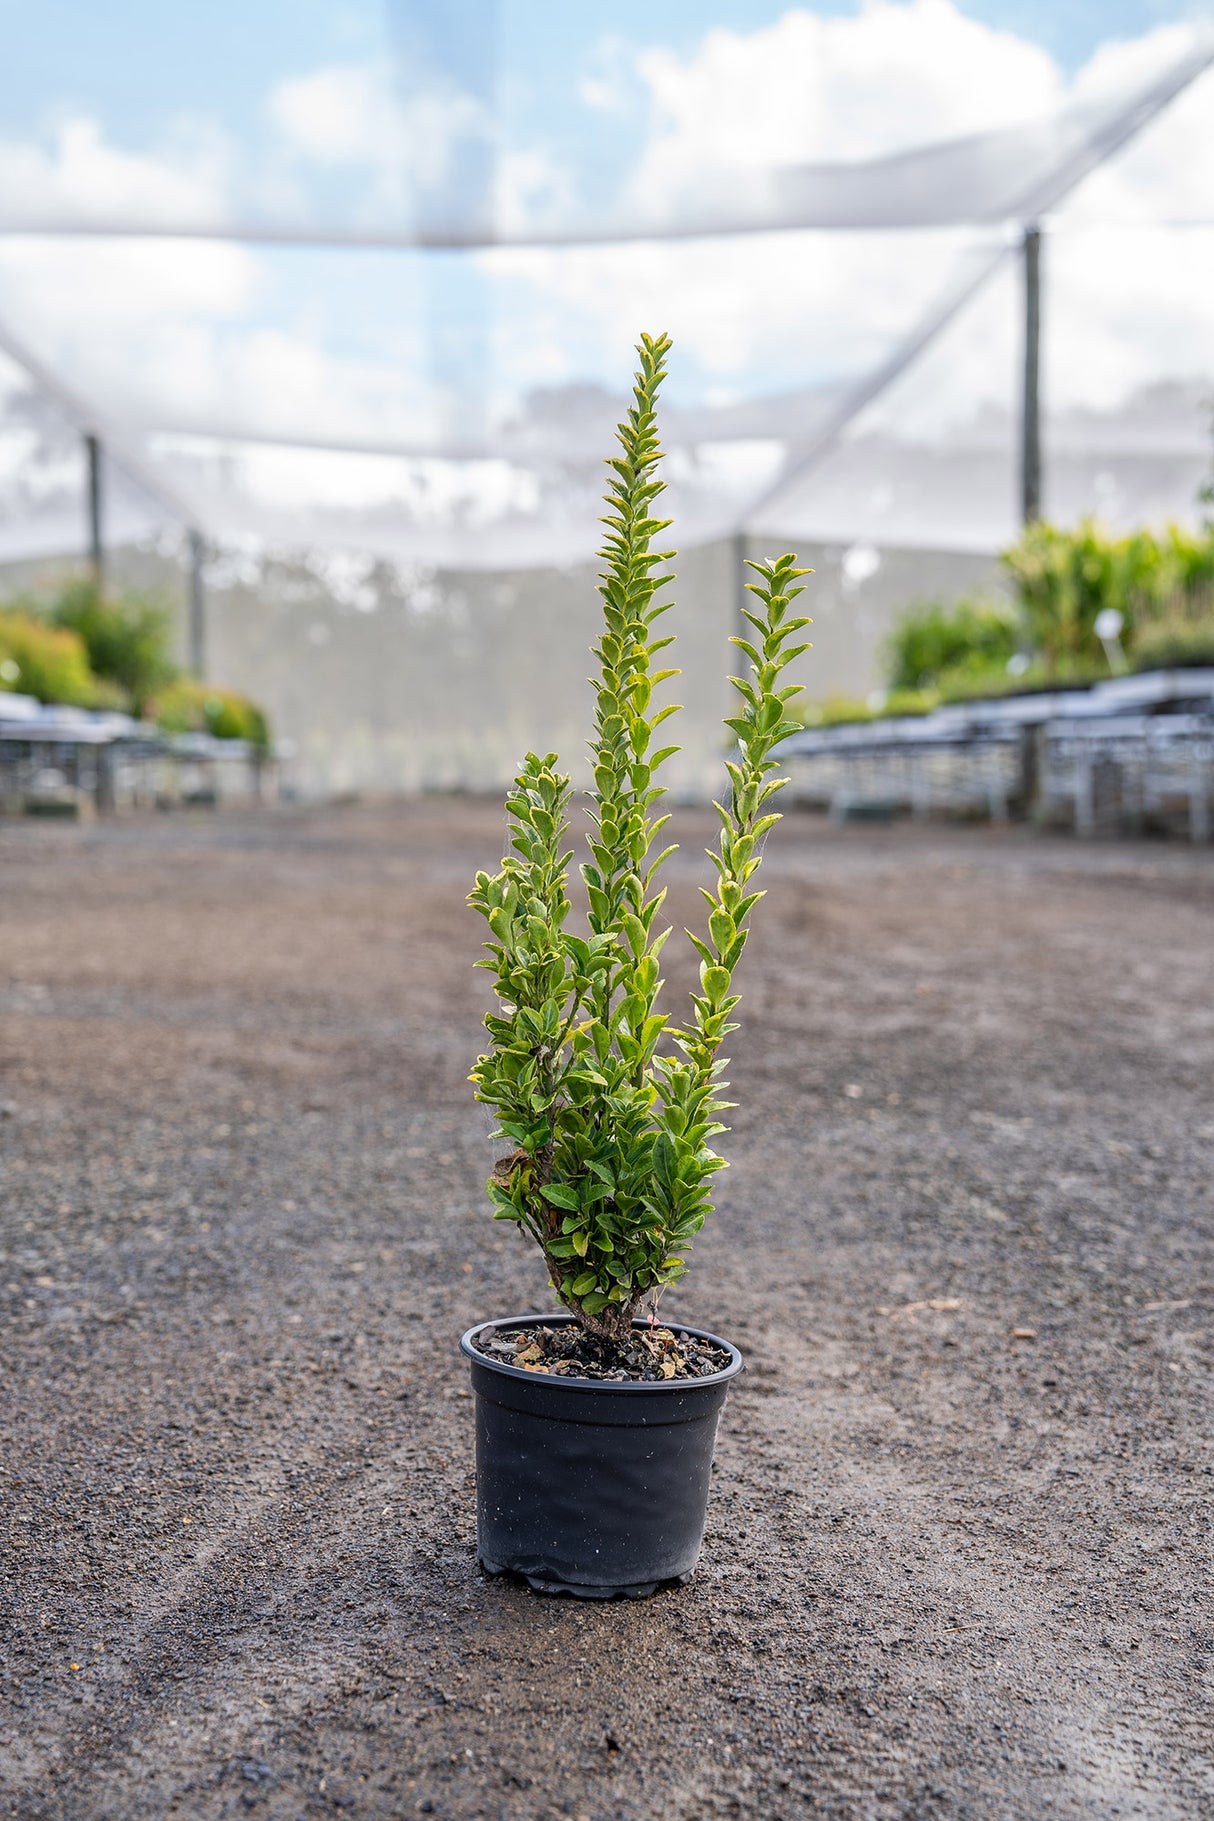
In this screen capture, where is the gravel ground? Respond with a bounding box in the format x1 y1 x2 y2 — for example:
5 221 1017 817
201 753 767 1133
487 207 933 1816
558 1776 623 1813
1 800 1211 1821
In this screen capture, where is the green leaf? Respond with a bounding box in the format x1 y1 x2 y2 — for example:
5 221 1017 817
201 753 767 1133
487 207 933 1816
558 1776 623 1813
708 907 734 953
470 347 806 1328
701 964 731 1003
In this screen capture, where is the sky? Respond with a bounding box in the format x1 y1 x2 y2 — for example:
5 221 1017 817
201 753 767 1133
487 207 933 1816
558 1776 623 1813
0 0 1210 556
0 1 1201 131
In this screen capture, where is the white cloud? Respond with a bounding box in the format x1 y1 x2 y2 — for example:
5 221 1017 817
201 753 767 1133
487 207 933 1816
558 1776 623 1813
576 35 641 115
634 0 1060 188
0 253 442 449
0 114 232 229
266 59 501 230
484 227 977 402
485 0 1069 394
0 232 253 331
1042 224 1214 410
1062 40 1214 225
0 211 259 455
0 5 1209 558
1069 20 1204 107
0 101 438 451
268 64 404 166
0 108 252 355
267 57 577 241
487 8 1214 430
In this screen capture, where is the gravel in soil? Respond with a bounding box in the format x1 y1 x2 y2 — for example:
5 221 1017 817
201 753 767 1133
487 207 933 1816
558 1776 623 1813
1 800 1212 1821
473 1323 734 1380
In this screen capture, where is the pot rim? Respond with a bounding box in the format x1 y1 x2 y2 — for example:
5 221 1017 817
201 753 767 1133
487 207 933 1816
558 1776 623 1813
460 1310 744 1392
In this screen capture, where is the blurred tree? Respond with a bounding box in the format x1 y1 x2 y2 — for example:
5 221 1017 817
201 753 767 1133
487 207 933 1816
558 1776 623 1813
48 577 176 716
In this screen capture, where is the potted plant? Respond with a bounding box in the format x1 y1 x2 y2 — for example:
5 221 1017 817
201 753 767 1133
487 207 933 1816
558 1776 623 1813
461 332 810 1597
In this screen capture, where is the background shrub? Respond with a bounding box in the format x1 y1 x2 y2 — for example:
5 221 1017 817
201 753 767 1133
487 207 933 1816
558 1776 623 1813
48 578 176 716
0 572 271 745
800 517 1214 726
153 678 269 749
1132 616 1214 671
1000 520 1121 669
876 519 1214 716
1001 519 1214 669
0 611 97 706
886 596 1020 693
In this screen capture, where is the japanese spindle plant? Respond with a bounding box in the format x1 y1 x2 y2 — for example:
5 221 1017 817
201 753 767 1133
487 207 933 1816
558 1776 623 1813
469 332 810 1344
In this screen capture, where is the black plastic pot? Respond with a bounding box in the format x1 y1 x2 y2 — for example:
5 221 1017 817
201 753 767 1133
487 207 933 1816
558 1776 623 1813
459 1312 744 1599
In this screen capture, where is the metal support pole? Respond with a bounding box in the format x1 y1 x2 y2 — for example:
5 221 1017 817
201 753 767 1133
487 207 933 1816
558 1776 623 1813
85 432 104 586
187 529 206 679
1020 224 1042 526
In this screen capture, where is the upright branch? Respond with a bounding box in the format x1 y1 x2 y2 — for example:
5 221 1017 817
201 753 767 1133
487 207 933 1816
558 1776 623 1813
468 334 812 1348
681 553 812 1089
647 555 812 1284
583 329 681 1065
468 754 581 1249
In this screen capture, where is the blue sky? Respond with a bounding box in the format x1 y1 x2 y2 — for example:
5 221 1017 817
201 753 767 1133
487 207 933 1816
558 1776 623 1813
0 1 1204 144
0 0 1209 526
958 1 1206 66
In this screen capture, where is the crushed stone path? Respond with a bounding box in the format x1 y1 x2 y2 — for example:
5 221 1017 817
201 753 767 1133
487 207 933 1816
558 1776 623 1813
1 801 1211 1820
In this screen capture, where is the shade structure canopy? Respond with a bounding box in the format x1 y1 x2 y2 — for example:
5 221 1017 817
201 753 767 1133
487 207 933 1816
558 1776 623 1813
0 1 1211 571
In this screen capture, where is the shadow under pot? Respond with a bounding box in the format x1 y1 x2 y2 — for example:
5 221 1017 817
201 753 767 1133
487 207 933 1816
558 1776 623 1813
459 1312 744 1599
